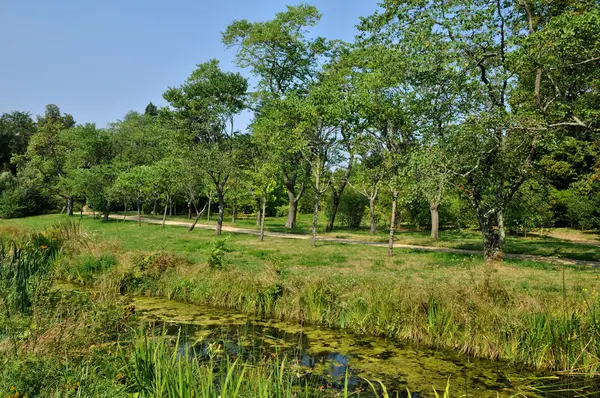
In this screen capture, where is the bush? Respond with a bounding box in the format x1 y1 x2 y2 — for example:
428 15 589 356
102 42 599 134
134 252 189 279
0 172 58 218
328 189 368 228
208 237 231 270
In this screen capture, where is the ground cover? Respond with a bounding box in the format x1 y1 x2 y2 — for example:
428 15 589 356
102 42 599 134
2 214 600 377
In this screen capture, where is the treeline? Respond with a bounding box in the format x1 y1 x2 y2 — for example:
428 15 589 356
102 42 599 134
1 2 600 261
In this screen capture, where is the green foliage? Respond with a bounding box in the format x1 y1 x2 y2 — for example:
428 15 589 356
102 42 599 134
69 254 117 285
208 236 231 270
327 189 367 229
0 233 58 315
0 111 36 174
506 180 554 235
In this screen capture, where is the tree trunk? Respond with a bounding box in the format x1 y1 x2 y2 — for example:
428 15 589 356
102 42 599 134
232 201 236 223
482 225 503 262
497 210 506 246
188 203 208 232
137 200 142 227
123 203 127 221
326 192 341 232
260 193 267 242
153 200 158 215
256 208 261 226
369 197 377 235
388 188 398 257
67 197 74 216
312 193 320 247
286 199 298 229
169 199 173 216
188 200 192 219
216 192 225 236
162 202 168 228
207 196 212 222
430 201 440 240
103 211 109 222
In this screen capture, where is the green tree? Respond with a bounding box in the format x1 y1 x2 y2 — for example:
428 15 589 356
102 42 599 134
16 105 76 215
0 111 36 174
223 4 329 229
144 102 159 117
61 124 117 221
350 150 384 235
162 60 248 235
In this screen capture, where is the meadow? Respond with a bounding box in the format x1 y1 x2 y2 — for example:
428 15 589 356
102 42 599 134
113 211 600 263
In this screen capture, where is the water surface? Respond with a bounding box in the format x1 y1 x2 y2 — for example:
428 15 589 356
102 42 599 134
130 295 596 397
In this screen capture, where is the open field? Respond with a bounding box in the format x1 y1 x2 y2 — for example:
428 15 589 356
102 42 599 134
106 211 600 263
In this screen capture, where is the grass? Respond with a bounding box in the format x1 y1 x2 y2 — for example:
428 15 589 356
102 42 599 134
113 210 600 262
0 227 449 397
3 214 600 378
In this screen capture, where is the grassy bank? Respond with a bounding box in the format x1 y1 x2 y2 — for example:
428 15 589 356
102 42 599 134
3 215 600 377
1 224 408 397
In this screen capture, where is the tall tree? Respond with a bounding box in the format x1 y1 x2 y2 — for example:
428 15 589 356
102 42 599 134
162 60 248 235
223 5 329 228
0 111 36 174
16 105 76 215
350 147 385 235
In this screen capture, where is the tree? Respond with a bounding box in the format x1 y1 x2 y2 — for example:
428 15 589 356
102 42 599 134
411 145 451 240
350 149 384 235
360 0 600 261
144 102 158 117
112 165 155 226
62 124 118 221
238 133 279 241
0 111 36 174
162 60 248 235
16 105 76 215
312 46 360 232
223 4 329 229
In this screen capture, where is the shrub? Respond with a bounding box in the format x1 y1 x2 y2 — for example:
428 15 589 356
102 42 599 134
208 237 231 270
328 189 368 228
134 252 189 279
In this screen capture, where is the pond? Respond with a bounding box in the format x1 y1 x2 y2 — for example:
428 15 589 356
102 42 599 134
127 294 597 397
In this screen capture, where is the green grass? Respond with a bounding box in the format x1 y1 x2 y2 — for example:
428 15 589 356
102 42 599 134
3 214 600 376
113 210 600 262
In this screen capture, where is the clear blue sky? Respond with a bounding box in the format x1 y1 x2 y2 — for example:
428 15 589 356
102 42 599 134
0 0 379 129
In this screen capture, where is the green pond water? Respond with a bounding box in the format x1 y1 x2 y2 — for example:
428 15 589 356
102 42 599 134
54 283 599 397
130 296 599 397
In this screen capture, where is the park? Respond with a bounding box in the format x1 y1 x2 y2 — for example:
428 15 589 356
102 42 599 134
1 1 600 397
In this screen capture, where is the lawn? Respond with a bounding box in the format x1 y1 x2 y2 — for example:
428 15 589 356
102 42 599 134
112 210 600 262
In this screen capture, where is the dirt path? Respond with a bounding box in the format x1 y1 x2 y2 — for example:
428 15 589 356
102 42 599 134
100 214 600 268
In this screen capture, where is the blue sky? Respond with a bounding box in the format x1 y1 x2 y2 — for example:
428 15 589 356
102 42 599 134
0 0 379 129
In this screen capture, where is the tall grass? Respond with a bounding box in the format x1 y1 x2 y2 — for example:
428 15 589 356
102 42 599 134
120 331 465 398
96 260 600 376
121 331 352 397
